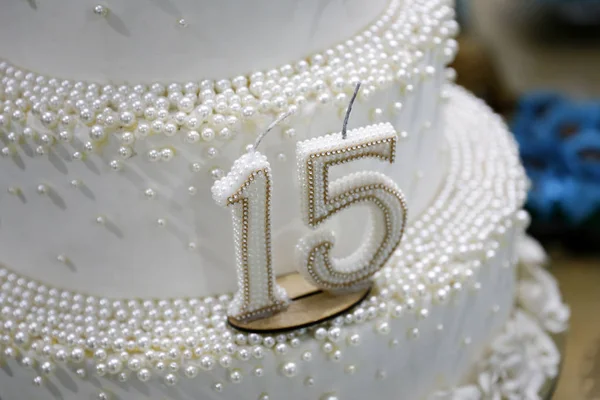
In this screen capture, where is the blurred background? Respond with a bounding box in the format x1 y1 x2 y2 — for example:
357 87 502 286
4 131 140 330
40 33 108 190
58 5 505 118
451 0 600 398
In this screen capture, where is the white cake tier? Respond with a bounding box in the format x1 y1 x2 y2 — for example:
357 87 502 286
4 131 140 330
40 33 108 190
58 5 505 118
0 7 455 299
0 87 538 400
0 0 388 82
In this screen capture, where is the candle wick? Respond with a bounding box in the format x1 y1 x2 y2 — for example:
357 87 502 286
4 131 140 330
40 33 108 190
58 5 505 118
341 82 362 140
252 109 294 151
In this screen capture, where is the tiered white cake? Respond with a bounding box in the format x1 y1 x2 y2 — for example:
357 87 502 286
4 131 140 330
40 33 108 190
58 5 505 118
0 0 568 399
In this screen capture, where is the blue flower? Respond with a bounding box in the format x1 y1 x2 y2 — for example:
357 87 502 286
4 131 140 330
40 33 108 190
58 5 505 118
531 101 599 170
561 128 600 181
557 176 600 225
527 171 564 220
512 92 563 143
512 92 564 170
514 94 600 226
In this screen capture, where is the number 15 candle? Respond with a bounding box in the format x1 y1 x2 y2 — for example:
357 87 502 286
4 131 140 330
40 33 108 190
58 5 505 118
212 86 408 323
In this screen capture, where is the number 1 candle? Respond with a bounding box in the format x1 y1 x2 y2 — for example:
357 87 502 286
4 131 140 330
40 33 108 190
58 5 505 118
211 150 290 322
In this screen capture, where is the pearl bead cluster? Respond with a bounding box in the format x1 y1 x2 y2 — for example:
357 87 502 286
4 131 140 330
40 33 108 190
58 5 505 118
0 0 458 173
0 86 527 394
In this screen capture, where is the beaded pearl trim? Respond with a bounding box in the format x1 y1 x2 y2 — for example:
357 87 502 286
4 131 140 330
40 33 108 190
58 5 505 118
0 86 528 393
0 0 458 173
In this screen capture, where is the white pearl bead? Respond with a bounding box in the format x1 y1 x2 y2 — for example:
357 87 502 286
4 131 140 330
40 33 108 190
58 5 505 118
93 4 109 17
213 383 224 392
137 368 151 382
36 184 48 194
41 361 55 375
164 373 178 386
186 131 200 143
207 147 218 158
329 350 342 362
109 160 122 171
408 328 419 340
107 357 122 374
274 343 288 355
376 321 391 335
315 327 327 340
281 362 298 378
322 342 333 353
347 333 361 346
161 148 174 161
144 188 156 199
147 149 161 162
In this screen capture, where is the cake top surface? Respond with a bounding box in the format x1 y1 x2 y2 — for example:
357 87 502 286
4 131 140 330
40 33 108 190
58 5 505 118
0 0 388 82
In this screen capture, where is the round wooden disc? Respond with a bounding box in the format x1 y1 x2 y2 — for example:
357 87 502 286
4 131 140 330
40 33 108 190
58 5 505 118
228 273 370 333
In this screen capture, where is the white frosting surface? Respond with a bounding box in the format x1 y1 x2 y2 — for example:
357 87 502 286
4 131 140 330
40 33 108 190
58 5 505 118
0 0 387 82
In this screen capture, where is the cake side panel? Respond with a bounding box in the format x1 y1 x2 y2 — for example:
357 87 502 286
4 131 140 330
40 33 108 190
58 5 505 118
0 0 387 82
0 68 447 298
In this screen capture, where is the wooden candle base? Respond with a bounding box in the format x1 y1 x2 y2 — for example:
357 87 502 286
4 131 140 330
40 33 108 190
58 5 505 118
228 273 370 333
